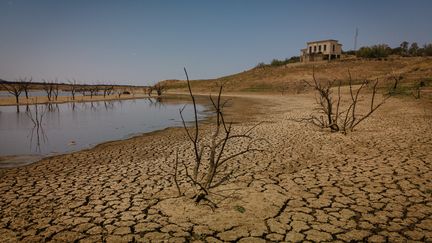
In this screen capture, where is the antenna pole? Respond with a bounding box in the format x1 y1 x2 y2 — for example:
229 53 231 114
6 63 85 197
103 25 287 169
354 27 359 51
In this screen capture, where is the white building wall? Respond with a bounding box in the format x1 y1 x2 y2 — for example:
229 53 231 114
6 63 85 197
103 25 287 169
301 40 342 62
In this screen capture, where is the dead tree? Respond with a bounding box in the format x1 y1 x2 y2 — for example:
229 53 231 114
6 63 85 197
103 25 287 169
173 68 266 206
147 86 153 96
392 73 403 90
68 80 77 100
1 81 22 104
79 87 87 97
304 70 340 132
42 80 54 101
340 73 389 133
89 86 99 98
107 86 114 96
153 83 166 96
1 80 23 112
52 80 60 101
103 85 114 97
302 69 389 134
388 72 403 95
19 77 32 99
117 89 123 98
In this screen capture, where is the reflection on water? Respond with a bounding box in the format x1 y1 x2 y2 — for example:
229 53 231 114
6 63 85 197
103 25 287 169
0 98 205 163
26 103 48 153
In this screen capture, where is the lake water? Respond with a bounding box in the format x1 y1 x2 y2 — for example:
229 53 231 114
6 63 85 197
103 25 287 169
0 98 206 167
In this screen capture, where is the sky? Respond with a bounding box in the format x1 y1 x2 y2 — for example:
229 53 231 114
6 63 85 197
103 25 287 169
0 0 431 86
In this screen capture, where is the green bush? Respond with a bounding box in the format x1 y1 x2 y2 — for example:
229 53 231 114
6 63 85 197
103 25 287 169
342 50 357 55
372 41 432 58
270 59 285 66
356 44 392 58
423 43 432 56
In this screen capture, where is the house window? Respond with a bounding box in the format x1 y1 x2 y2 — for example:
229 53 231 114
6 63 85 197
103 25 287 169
319 45 321 52
314 46 317 52
309 46 312 53
324 45 327 51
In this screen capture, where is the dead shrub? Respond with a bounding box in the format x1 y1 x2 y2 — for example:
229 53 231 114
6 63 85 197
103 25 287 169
299 69 389 134
172 68 266 207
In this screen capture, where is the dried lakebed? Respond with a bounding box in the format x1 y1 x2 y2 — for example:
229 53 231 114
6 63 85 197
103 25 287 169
0 93 431 242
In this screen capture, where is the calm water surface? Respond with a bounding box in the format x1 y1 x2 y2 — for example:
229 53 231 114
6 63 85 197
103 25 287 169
0 98 205 167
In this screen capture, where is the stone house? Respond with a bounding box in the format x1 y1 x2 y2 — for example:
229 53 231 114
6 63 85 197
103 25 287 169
300 39 342 62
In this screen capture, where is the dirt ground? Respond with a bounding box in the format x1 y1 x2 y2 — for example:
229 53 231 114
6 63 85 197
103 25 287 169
0 91 431 242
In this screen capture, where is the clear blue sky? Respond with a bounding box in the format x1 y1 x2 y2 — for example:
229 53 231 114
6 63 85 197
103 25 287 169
1 0 431 85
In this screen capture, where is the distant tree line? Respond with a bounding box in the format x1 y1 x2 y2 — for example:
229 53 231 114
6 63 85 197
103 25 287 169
258 41 432 68
0 78 158 112
347 41 432 59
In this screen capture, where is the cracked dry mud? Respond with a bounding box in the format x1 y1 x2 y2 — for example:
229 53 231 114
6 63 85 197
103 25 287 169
0 93 431 242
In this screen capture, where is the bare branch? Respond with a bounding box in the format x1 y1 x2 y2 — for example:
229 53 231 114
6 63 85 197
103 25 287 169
172 68 266 206
294 70 388 133
173 150 183 197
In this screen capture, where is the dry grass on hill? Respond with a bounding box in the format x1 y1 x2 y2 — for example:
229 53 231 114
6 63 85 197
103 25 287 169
162 57 432 94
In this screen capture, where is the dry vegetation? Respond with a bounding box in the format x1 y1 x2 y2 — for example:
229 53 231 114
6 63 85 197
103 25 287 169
297 69 389 134
173 69 267 208
162 57 432 95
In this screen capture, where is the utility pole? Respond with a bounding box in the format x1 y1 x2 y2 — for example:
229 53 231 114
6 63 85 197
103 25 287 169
354 27 359 51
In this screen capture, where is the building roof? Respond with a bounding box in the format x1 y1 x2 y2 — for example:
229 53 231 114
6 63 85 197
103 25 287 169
307 39 342 45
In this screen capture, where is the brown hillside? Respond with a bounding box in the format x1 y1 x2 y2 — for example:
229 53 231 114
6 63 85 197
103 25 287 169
162 56 432 93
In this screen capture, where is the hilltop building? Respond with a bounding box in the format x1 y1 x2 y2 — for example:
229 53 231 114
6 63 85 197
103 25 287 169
300 39 342 62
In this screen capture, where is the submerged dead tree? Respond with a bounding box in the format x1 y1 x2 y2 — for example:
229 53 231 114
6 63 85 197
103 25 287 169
0 80 23 108
146 86 153 96
302 69 389 134
172 68 266 207
68 80 77 100
103 85 114 97
42 80 54 101
89 86 99 99
117 89 123 98
52 81 60 101
19 77 32 99
148 83 166 97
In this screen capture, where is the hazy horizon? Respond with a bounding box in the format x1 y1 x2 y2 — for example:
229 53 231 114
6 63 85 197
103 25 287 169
1 0 431 85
